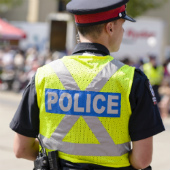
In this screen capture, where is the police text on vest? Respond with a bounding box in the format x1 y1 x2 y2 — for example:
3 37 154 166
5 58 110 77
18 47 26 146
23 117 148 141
45 89 121 117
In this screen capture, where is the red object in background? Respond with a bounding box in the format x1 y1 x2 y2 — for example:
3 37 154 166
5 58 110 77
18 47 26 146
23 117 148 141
0 18 26 40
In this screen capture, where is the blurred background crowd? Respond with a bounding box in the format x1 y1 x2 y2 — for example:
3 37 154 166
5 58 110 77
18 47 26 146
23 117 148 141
0 0 170 119
0 46 65 92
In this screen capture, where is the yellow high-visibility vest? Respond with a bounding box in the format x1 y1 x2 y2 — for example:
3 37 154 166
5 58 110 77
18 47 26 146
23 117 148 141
35 55 135 168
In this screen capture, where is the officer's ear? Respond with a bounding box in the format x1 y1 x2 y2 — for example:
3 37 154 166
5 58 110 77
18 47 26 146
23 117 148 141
105 21 115 36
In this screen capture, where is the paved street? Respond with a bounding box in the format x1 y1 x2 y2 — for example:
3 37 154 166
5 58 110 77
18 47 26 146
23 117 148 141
0 90 170 170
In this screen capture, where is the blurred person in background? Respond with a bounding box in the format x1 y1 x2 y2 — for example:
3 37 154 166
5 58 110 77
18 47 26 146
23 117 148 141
157 56 170 118
137 58 145 70
0 48 3 74
1 46 16 90
162 57 170 78
143 55 164 103
121 57 134 66
26 59 40 82
165 56 170 77
0 49 3 87
25 47 38 73
13 50 25 72
158 78 170 118
2 46 15 70
12 49 26 92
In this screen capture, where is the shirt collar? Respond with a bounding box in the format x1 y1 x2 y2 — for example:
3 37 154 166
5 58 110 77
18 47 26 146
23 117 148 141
72 43 110 56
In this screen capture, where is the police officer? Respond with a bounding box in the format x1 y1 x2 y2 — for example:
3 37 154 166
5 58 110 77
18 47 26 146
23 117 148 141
143 55 164 103
10 0 165 170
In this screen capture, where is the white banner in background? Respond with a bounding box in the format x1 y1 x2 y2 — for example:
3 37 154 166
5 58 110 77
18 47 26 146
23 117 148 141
112 17 166 63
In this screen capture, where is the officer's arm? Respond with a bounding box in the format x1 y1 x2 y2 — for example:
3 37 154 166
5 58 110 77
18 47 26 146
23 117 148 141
13 133 39 161
129 136 153 169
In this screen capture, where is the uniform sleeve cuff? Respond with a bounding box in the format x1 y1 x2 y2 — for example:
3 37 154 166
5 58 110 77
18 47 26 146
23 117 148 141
9 119 38 138
130 124 165 141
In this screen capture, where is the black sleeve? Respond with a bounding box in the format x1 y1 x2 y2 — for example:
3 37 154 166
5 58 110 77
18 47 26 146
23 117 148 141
9 75 39 138
129 69 165 141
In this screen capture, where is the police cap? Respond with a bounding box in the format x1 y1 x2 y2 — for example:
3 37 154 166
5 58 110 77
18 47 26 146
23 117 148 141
66 0 136 26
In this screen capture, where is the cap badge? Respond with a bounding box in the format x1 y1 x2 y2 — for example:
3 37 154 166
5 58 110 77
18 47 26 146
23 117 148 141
119 13 122 18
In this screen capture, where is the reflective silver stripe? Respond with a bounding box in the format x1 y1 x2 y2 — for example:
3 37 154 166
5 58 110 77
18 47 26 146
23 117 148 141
41 58 130 156
48 60 80 90
86 59 124 91
40 116 130 156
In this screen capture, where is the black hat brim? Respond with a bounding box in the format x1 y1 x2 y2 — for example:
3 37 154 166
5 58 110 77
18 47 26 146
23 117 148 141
123 14 136 22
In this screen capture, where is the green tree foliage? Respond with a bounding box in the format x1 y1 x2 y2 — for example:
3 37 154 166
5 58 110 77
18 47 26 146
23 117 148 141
123 0 167 17
0 0 23 13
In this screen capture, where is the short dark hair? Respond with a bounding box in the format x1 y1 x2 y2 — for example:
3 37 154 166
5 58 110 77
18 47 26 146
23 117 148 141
77 23 106 39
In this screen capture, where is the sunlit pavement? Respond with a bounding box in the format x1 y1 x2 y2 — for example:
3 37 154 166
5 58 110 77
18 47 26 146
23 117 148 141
0 90 170 170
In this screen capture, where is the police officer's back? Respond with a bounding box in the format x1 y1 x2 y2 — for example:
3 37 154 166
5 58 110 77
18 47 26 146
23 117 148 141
10 0 165 170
